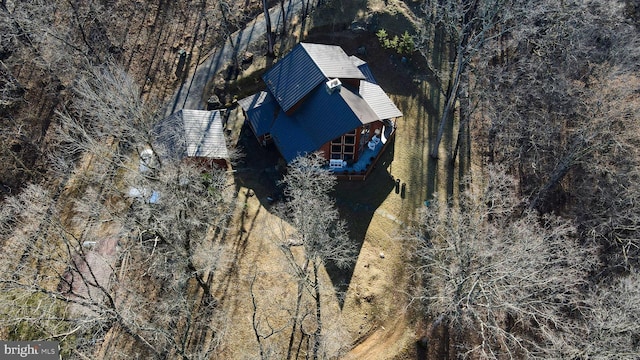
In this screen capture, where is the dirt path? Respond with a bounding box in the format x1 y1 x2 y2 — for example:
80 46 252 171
346 316 412 360
165 0 307 115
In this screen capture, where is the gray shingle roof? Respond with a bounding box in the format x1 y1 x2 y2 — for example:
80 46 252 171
359 81 403 120
154 109 228 160
302 43 366 79
349 55 366 67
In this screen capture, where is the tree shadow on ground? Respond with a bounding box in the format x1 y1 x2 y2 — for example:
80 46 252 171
232 123 284 205
232 120 396 308
328 141 396 308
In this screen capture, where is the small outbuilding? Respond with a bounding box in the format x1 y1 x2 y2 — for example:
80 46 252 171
154 109 230 169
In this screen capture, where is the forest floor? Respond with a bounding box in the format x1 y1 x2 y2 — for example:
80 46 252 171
203 1 468 357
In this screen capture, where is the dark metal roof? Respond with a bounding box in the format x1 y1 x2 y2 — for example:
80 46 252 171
270 85 374 162
262 43 365 113
262 44 325 113
154 109 229 160
257 43 402 163
270 114 318 162
238 91 278 137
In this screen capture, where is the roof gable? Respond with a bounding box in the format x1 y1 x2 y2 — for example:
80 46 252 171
262 43 365 112
350 55 377 84
262 45 325 112
238 91 278 137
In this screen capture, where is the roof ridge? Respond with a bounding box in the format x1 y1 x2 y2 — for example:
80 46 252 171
300 43 333 78
300 43 365 80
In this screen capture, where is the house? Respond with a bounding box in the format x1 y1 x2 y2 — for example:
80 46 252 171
154 109 230 169
239 43 402 175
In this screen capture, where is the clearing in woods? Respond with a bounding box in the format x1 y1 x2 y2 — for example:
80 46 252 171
211 2 468 358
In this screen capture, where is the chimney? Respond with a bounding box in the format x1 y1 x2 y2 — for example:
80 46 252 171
325 78 342 94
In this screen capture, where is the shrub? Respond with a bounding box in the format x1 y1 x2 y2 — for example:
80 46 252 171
376 29 415 56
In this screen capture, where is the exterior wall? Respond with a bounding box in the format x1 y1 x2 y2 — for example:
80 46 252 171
317 121 387 165
320 125 362 163
319 142 331 160
243 109 271 146
185 156 229 171
368 121 384 138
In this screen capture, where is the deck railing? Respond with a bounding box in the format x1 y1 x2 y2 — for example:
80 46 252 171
335 129 396 181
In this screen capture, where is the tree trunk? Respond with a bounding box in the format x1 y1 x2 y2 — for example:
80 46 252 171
303 0 310 18
528 150 575 211
452 70 469 165
312 261 322 360
263 0 275 57
430 53 463 159
429 0 480 160
250 275 268 360
280 0 287 35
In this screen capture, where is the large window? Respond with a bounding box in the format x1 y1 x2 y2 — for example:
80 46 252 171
330 130 357 161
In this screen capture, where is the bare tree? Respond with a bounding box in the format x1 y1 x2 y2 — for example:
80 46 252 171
250 153 355 360
407 168 597 358
0 61 24 110
0 63 233 358
578 270 640 359
474 0 640 269
279 154 354 360
417 0 514 160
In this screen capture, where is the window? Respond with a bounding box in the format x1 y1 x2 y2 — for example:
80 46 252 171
329 129 360 161
344 135 355 144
